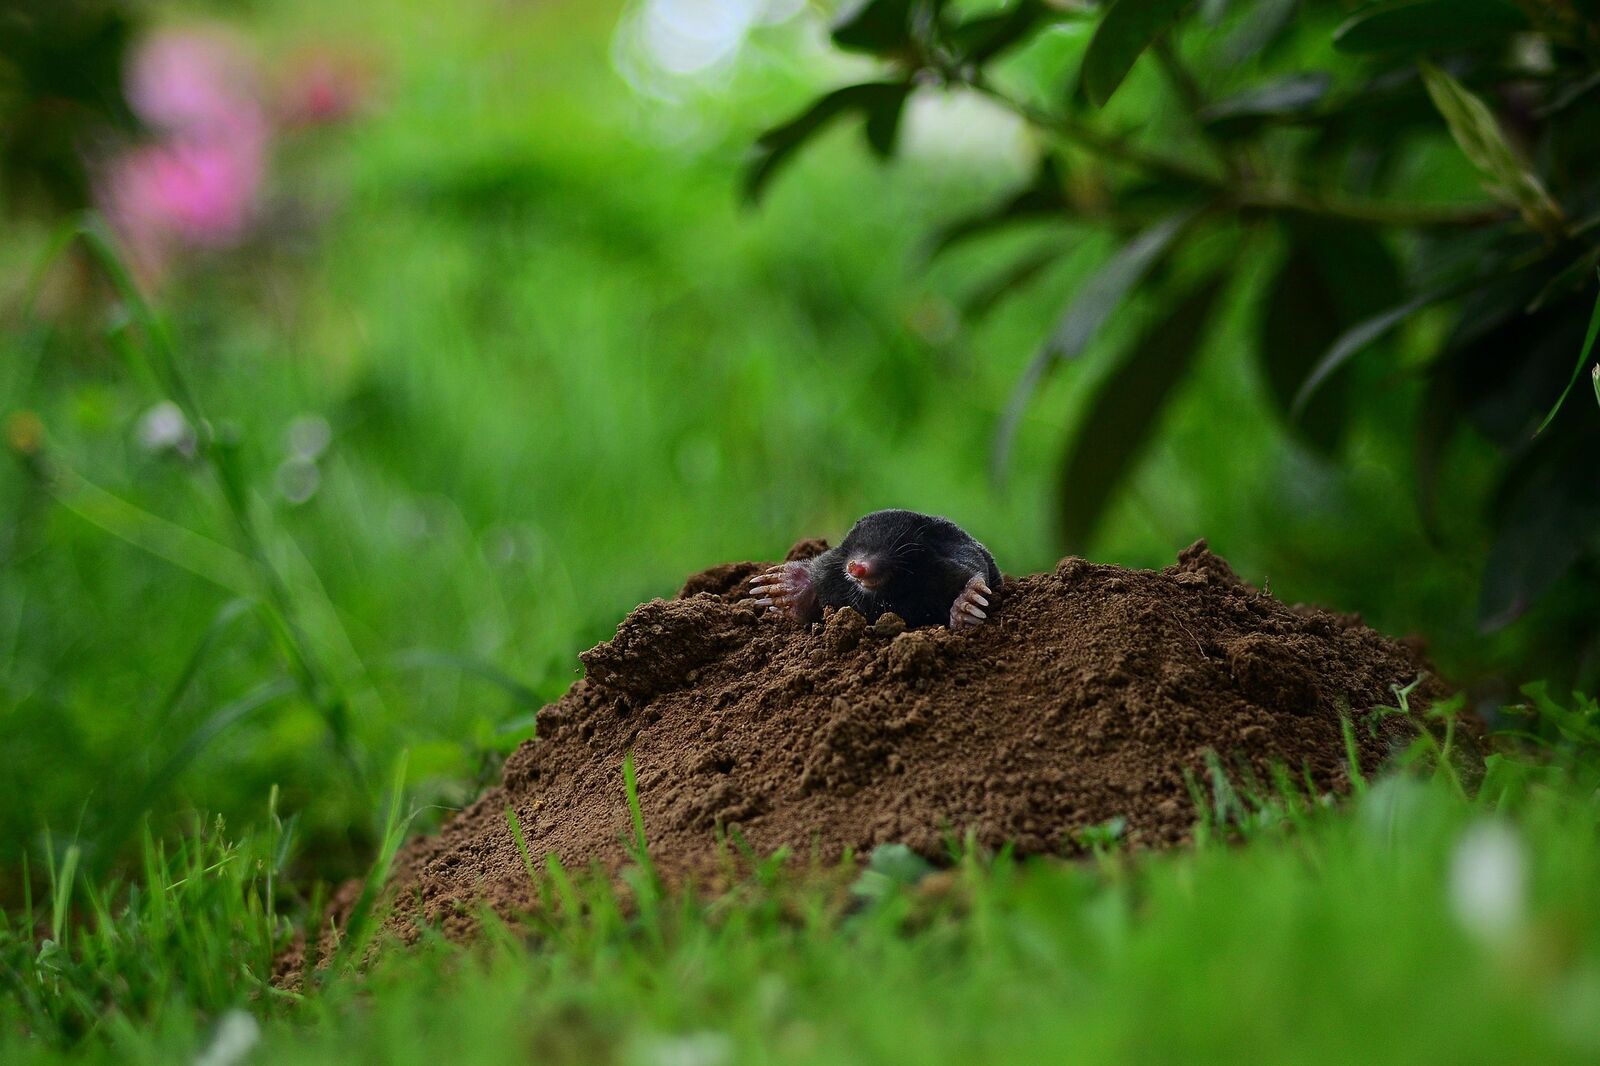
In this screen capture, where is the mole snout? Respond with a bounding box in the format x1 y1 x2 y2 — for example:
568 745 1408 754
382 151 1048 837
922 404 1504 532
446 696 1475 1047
846 557 883 589
748 509 1002 632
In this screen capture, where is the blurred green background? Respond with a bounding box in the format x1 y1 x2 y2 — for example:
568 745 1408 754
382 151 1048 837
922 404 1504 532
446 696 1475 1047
0 0 1590 888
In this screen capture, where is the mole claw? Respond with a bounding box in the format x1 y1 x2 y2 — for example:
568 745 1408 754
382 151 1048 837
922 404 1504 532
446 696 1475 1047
972 594 989 608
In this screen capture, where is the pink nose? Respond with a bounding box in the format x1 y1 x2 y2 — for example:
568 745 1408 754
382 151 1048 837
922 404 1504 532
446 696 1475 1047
847 559 874 582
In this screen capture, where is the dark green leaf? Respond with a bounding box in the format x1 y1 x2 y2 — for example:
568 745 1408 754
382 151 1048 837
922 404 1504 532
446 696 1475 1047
1534 269 1600 435
1221 0 1300 64
744 82 912 203
1199 73 1330 137
948 0 1054 64
1292 288 1452 417
994 207 1200 478
1537 70 1600 118
1479 430 1600 629
864 87 911 158
929 156 1069 256
1055 275 1226 551
1414 369 1458 537
1333 0 1528 54
1444 272 1587 445
1259 217 1400 452
832 0 938 56
1527 248 1600 312
1080 0 1193 109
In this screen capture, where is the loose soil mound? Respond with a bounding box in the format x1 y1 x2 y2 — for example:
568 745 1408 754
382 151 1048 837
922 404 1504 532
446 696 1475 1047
378 539 1438 941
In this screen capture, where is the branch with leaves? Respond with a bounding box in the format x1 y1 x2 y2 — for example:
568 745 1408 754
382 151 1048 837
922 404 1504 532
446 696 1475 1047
748 0 1600 639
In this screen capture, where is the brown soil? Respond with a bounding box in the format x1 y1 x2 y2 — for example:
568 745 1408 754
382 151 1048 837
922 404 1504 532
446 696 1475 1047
361 538 1438 944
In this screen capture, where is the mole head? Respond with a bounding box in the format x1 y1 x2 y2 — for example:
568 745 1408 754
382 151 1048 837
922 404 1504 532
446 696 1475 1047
838 509 932 596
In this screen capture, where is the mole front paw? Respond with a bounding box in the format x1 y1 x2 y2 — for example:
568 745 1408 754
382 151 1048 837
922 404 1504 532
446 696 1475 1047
949 573 992 631
748 561 818 622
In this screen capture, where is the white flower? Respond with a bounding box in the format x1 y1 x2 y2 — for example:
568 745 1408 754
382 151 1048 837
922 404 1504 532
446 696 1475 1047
1449 820 1527 946
628 1030 734 1066
286 414 332 461
193 1009 260 1066
136 401 197 458
275 457 321 505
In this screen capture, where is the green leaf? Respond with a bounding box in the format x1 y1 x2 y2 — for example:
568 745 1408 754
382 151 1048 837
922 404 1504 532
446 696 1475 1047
1199 73 1330 137
993 207 1200 479
1533 269 1600 435
1593 363 1599 409
850 843 935 902
744 82 913 203
961 244 1066 319
1333 0 1528 54
1419 61 1565 238
1292 288 1450 417
928 155 1069 256
1259 219 1400 452
1055 274 1226 551
1080 0 1193 108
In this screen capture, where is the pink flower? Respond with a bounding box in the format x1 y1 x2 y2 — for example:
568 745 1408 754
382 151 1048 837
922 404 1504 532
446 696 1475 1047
98 27 269 279
277 47 372 128
106 136 263 247
124 28 262 136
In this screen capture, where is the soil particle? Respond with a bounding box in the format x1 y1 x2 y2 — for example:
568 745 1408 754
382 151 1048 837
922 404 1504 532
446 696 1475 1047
367 539 1440 944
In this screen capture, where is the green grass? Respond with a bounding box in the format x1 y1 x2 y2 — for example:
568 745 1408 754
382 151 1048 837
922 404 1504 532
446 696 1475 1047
4 693 1600 1063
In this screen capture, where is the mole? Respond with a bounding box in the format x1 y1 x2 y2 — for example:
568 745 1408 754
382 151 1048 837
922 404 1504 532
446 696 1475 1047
748 509 1001 631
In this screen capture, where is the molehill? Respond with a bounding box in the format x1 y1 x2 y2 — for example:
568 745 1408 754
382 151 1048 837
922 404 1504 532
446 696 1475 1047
365 539 1438 942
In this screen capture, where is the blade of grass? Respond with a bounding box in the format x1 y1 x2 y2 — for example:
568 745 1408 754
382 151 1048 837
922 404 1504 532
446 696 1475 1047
506 807 538 884
322 750 412 984
622 752 650 867
387 649 542 709
43 462 255 595
1341 714 1368 794
150 598 258 736
47 837 81 948
116 678 297 845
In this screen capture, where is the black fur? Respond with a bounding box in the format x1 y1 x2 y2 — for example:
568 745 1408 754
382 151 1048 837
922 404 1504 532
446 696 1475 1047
807 509 1000 628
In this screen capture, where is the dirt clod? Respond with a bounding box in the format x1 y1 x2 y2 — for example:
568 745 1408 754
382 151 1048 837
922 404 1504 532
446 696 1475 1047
377 539 1439 942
